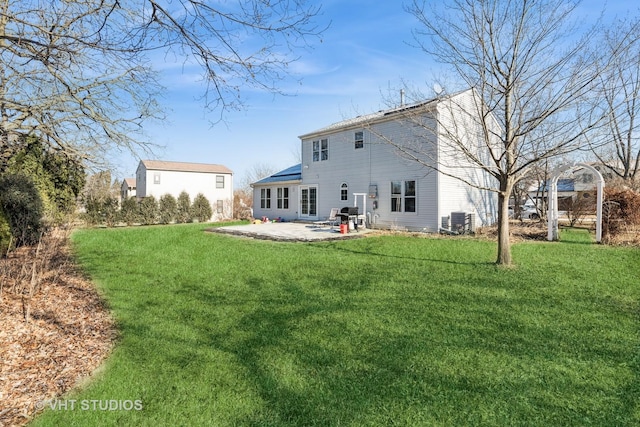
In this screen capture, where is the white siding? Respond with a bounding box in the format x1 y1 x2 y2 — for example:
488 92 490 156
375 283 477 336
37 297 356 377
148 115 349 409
252 183 300 221
254 89 498 231
120 179 136 201
136 163 233 221
436 91 498 227
301 118 441 231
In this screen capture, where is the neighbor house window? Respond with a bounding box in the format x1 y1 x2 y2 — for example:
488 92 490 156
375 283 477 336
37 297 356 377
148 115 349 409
355 131 364 149
216 175 225 188
313 138 328 162
217 200 224 213
277 187 289 209
341 183 348 201
261 188 271 209
391 180 416 213
153 172 161 184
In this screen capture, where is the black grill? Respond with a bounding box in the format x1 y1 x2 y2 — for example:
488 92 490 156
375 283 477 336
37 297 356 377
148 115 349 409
336 207 360 228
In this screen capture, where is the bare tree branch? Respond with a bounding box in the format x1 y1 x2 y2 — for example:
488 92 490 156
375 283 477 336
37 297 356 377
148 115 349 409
588 16 640 181
0 0 324 167
400 0 608 265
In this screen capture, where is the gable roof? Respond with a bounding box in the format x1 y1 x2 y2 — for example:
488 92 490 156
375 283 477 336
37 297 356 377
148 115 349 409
297 89 479 140
123 178 136 188
140 160 232 174
253 164 302 185
299 99 438 139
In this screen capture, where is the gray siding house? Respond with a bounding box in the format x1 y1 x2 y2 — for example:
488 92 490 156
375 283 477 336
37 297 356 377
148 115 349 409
252 90 498 232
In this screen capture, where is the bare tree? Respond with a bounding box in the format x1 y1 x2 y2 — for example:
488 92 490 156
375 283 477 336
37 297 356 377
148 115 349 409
239 162 279 191
589 16 640 181
233 163 278 219
400 0 606 265
0 0 322 166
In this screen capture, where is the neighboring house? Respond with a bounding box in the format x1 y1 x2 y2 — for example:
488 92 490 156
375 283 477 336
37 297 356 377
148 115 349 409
121 178 136 201
529 167 598 211
136 160 233 221
252 90 498 232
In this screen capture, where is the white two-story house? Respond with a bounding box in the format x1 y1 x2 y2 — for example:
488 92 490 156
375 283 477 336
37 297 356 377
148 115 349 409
121 178 136 201
136 160 233 221
252 90 498 232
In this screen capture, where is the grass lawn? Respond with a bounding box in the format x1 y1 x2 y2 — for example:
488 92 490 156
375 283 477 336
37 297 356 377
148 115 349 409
31 224 639 426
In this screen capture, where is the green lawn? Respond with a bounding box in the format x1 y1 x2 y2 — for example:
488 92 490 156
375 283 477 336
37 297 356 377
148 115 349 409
32 224 639 426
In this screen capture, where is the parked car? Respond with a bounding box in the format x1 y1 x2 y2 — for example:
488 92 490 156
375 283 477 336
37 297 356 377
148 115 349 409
520 202 540 220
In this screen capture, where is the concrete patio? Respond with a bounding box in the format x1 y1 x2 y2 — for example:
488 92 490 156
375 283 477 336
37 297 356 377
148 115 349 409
207 221 374 242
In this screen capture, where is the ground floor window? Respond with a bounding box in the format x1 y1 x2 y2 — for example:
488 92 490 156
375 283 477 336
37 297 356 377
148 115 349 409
216 200 224 214
391 180 416 213
277 187 289 209
341 183 348 201
261 188 271 209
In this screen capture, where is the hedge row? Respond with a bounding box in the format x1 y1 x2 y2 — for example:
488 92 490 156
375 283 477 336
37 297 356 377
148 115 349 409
84 191 213 227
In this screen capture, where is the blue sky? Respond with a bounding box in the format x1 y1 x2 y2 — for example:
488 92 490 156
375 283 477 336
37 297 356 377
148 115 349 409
114 0 634 185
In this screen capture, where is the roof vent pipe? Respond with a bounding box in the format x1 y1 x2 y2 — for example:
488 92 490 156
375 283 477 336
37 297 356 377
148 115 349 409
400 89 405 106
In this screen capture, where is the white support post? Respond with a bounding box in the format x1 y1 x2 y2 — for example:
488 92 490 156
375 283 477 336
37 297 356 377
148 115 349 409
595 179 604 243
353 193 367 228
547 163 604 243
547 177 559 241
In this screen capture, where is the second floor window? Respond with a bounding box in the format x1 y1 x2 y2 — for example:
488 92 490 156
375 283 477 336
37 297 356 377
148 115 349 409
313 139 328 162
355 131 364 149
582 173 593 183
216 175 225 188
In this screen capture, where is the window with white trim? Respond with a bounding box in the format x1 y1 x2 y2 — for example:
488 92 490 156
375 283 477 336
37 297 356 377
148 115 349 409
153 172 161 184
391 180 416 213
261 188 271 209
216 200 224 213
312 138 328 162
340 183 348 201
355 131 364 149
277 187 289 209
405 180 416 212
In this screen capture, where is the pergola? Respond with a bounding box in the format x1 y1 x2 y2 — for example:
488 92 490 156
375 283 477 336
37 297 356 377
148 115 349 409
547 163 604 242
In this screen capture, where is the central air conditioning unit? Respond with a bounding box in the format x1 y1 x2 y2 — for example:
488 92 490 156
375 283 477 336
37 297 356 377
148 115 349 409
450 212 477 234
451 212 467 231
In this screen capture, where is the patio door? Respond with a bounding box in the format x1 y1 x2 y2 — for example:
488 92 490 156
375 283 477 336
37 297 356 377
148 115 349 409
300 186 318 219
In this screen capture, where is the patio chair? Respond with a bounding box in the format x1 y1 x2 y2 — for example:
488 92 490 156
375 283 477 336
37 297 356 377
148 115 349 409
314 207 340 229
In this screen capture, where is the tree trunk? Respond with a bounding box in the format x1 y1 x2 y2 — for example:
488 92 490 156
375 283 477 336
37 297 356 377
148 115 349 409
496 178 514 265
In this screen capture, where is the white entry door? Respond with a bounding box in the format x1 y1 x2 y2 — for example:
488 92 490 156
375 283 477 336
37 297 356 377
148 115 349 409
300 186 318 219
